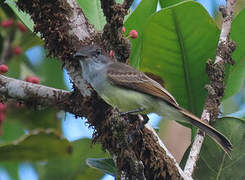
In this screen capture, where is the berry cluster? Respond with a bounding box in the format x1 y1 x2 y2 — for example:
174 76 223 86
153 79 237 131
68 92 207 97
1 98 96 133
1 19 27 32
109 27 138 58
1 19 27 57
121 26 138 39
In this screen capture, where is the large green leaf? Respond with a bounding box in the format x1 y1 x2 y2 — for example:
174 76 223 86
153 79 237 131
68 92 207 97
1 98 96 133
0 120 25 143
77 0 106 30
77 0 123 30
37 138 108 180
141 1 219 116
0 129 72 161
124 0 158 68
191 117 245 179
159 0 186 8
224 9 245 99
180 117 245 180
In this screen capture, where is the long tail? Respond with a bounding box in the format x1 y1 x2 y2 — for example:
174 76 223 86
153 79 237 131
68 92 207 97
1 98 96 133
179 108 232 158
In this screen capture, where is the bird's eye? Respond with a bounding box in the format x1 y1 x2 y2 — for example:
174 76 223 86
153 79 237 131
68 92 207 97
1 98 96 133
94 49 101 56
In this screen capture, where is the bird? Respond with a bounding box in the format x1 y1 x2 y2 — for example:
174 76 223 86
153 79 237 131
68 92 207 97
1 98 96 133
75 45 232 157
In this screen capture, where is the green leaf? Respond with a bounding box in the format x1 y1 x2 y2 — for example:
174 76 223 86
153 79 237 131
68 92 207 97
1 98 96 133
5 0 35 32
86 158 116 176
8 107 61 130
221 96 239 114
224 9 245 99
0 162 19 180
0 120 25 143
5 55 22 78
76 0 125 30
38 55 66 89
124 0 158 68
77 0 106 30
0 129 72 161
19 32 43 52
141 1 219 115
159 0 187 8
186 117 245 179
37 138 108 180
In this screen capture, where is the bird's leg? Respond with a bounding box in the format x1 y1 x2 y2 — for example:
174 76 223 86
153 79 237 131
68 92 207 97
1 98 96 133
137 114 149 130
119 107 145 116
128 114 149 143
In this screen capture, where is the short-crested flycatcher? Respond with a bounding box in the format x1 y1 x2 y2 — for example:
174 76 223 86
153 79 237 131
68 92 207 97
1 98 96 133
75 45 232 156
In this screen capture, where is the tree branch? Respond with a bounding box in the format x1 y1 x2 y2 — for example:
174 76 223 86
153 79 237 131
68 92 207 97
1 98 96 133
100 0 132 62
0 75 70 107
0 75 97 119
184 0 236 177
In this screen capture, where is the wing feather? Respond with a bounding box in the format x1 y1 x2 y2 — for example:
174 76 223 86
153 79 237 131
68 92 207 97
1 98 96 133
107 63 179 107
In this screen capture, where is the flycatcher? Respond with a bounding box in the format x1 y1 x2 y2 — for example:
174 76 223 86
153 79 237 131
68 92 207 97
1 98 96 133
75 45 232 156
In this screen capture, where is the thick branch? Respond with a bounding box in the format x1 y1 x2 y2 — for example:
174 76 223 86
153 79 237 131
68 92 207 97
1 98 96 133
0 75 98 119
0 75 70 107
184 0 236 177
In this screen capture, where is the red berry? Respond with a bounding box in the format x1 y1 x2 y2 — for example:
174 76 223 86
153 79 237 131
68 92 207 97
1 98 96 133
0 64 8 74
0 113 6 122
17 22 27 32
0 103 7 111
109 50 114 58
25 76 32 82
1 19 14 28
129 30 138 39
13 47 22 55
25 76 40 84
122 26 126 33
30 77 40 84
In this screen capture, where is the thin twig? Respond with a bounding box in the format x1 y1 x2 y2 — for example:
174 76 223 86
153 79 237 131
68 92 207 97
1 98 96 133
0 36 11 64
0 29 15 64
184 0 236 177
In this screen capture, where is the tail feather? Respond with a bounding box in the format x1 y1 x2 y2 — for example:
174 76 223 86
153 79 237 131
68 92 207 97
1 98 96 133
180 109 233 158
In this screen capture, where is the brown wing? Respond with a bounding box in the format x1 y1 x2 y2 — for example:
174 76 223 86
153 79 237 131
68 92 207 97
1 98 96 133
107 62 179 107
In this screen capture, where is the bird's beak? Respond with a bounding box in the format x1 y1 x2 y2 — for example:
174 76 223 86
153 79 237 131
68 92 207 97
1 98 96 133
74 52 87 58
